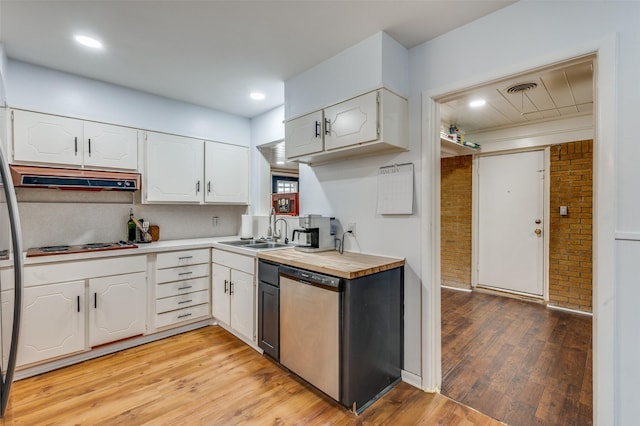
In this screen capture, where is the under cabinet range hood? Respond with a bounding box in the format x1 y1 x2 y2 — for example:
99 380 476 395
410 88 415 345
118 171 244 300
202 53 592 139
9 166 141 191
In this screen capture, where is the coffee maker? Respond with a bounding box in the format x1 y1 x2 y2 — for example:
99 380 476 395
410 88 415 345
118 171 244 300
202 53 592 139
292 215 334 252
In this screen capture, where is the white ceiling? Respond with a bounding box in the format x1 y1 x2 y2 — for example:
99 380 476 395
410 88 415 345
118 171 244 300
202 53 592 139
0 0 515 118
440 56 594 134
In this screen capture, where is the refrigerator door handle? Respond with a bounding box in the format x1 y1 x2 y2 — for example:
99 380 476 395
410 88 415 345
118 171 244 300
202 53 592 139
0 143 24 416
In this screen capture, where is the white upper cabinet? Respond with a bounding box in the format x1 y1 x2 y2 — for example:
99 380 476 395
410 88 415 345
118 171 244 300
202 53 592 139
284 110 324 158
83 121 138 170
144 131 249 204
204 141 249 204
324 90 378 150
144 131 204 203
11 109 138 171
285 89 408 165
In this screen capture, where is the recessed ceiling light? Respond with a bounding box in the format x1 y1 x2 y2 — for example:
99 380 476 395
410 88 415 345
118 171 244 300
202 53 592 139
469 99 486 108
250 92 265 101
74 34 103 49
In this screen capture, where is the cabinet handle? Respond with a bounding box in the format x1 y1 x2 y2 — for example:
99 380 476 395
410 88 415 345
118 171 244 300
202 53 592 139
207 181 211 194
178 285 193 290
196 180 201 193
314 120 320 138
224 279 228 293
230 281 234 295
74 137 78 155
77 295 80 313
178 299 193 305
324 118 331 135
88 138 92 156
94 292 97 309
178 271 193 276
177 313 192 319
178 256 193 260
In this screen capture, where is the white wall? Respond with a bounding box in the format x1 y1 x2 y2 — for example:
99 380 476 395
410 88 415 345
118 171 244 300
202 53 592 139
409 1 639 423
250 106 285 215
6 60 250 145
0 45 7 105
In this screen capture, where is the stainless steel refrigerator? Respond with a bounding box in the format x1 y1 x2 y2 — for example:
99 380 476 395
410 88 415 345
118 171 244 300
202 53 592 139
0 140 23 416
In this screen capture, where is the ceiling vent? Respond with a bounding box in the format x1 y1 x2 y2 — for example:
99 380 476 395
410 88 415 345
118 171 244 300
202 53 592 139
506 82 538 93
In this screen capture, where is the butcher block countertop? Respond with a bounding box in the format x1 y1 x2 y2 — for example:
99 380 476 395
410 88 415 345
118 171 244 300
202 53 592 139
257 248 404 280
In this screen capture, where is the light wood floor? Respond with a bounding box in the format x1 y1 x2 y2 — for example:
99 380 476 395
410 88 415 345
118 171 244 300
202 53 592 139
2 325 502 425
441 288 593 426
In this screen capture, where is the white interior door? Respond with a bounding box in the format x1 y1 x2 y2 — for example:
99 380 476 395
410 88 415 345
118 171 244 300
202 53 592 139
477 150 545 296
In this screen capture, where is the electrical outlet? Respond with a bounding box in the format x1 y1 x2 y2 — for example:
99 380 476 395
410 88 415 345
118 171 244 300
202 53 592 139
212 216 219 227
347 222 356 235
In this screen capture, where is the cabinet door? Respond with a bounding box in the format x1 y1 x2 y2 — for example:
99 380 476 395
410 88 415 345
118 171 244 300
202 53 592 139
12 110 83 166
19 281 85 366
144 131 204 203
204 142 249 204
324 91 379 151
230 269 254 342
285 110 324 159
83 122 138 171
211 263 231 325
89 272 146 347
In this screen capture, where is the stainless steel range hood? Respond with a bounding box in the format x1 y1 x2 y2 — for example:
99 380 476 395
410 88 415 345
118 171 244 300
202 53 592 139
10 165 141 191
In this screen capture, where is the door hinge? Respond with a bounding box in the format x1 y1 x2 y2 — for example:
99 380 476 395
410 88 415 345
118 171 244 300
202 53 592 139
376 92 381 104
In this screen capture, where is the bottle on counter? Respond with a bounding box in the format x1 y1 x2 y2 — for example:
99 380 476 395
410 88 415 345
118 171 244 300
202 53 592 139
127 209 136 242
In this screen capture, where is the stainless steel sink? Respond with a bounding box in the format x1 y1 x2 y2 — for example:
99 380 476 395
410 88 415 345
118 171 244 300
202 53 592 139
218 240 290 250
245 242 289 249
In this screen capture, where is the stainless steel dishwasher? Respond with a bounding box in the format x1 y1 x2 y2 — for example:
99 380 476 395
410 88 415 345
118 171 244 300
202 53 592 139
279 265 342 401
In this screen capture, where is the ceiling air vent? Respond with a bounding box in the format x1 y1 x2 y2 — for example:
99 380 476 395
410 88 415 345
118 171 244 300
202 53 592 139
506 82 538 93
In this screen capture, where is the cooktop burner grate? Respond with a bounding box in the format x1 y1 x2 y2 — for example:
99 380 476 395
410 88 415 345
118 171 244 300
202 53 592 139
38 245 71 253
82 243 113 249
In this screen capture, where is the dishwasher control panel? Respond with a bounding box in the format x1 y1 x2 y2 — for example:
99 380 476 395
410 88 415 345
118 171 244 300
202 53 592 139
279 265 342 289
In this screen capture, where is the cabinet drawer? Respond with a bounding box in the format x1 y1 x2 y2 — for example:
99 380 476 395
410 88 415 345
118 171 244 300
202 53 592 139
212 249 254 275
156 276 209 299
156 263 209 284
156 289 209 314
157 249 209 269
155 303 210 329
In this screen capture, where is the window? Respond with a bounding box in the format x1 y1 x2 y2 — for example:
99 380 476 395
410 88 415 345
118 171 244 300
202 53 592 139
272 175 298 193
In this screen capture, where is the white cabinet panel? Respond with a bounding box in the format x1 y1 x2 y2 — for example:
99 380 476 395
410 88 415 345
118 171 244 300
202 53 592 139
19 281 85 366
212 250 256 343
144 131 204 203
212 263 231 325
229 269 254 342
156 263 209 284
204 142 249 204
12 110 82 166
285 110 324 158
83 121 138 171
156 276 209 299
89 272 146 347
156 289 209 314
324 90 378 150
155 304 210 329
156 249 210 269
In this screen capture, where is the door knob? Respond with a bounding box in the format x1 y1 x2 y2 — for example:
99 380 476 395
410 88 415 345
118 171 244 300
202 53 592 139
534 228 542 235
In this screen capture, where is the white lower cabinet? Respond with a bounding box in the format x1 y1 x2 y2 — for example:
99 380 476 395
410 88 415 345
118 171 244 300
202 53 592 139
19 281 85 366
89 272 146 347
18 255 147 367
154 249 211 329
212 249 255 343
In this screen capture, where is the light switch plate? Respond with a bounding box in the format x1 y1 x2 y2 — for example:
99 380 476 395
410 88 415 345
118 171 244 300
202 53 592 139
560 206 568 216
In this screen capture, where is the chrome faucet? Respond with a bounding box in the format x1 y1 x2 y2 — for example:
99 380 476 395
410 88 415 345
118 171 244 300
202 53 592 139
274 218 289 244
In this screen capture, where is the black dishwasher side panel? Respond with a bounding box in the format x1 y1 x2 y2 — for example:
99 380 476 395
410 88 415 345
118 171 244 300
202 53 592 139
258 260 280 360
341 266 404 413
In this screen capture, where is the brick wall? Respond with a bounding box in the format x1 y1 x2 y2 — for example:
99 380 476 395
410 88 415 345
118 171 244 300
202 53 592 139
549 140 593 312
441 155 472 289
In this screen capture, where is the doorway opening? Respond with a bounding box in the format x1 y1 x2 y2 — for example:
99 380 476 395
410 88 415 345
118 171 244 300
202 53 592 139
435 54 595 424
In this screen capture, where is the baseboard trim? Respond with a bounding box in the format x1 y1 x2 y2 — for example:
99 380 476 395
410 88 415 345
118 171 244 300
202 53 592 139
441 285 471 293
401 369 423 389
547 304 593 316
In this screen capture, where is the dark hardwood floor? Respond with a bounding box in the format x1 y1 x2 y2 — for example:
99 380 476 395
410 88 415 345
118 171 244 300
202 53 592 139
2 325 503 425
441 287 593 426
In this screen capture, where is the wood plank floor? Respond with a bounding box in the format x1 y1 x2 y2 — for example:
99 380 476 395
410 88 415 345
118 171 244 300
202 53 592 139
441 288 593 426
1 325 503 425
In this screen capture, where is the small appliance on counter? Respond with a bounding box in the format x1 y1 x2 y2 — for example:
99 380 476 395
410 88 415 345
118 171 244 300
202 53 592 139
291 215 334 252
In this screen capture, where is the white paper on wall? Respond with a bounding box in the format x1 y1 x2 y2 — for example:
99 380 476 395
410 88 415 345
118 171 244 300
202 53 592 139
377 163 414 215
